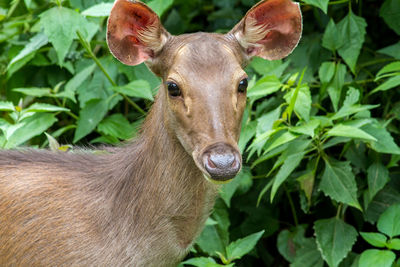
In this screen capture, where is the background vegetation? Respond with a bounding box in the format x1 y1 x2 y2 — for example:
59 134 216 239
1 0 400 266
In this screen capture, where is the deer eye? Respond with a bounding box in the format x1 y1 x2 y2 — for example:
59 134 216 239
166 82 182 97
238 78 248 93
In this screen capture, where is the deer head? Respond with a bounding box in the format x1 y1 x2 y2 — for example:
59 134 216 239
107 0 302 184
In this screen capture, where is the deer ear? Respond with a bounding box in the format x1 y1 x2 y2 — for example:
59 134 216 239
107 0 169 66
230 0 302 60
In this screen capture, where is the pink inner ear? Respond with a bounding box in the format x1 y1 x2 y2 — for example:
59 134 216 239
107 0 160 66
244 0 302 60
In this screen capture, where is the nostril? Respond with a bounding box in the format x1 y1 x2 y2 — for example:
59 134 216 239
209 153 235 169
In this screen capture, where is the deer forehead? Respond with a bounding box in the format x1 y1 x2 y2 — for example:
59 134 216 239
165 34 246 90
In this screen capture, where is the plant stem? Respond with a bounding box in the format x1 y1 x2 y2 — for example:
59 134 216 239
285 185 299 227
76 31 146 115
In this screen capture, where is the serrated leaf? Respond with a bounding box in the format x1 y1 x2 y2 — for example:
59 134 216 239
368 162 390 202
337 11 367 73
322 20 343 52
39 7 98 65
82 3 113 17
291 238 324 267
289 119 320 138
377 204 400 238
359 249 396 267
362 123 400 155
270 139 310 201
302 0 329 13
7 33 48 76
320 159 362 210
74 99 108 143
264 131 298 154
284 84 311 121
65 63 97 92
380 0 400 35
97 113 134 140
226 230 264 261
314 218 358 267
360 232 387 248
5 113 57 148
112 80 153 101
326 124 377 141
327 63 347 112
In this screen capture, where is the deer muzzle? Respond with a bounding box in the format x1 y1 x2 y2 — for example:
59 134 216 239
201 143 241 184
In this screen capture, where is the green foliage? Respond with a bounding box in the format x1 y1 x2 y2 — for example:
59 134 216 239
1 0 400 266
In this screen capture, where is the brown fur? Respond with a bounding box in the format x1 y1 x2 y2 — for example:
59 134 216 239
0 97 217 266
0 0 302 265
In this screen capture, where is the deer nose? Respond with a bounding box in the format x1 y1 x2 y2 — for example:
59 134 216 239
202 143 241 182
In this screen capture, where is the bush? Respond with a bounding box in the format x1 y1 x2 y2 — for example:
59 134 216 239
1 0 399 266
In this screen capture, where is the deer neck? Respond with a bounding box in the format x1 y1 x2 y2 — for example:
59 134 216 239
105 94 218 248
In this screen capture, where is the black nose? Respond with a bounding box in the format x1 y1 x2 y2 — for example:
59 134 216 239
202 143 241 182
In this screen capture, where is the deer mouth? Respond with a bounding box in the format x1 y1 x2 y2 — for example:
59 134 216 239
197 142 242 184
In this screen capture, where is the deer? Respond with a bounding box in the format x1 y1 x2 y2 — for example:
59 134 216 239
0 0 301 266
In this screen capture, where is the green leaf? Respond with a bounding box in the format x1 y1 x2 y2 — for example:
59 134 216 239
226 230 264 261
82 3 113 17
0 101 15 111
5 113 57 148
337 11 367 73
24 103 69 113
74 99 108 143
359 249 396 267
112 80 154 101
284 84 311 121
314 218 358 267
147 0 174 17
247 75 282 100
39 7 98 65
319 159 362 210
13 87 52 97
220 167 252 207
362 122 400 155
322 20 343 52
360 232 387 248
327 63 347 112
65 63 97 92
183 257 229 267
291 238 324 267
302 0 329 13
319 61 336 84
380 0 400 35
376 61 400 80
297 171 315 204
270 139 311 201
289 119 320 138
326 124 377 141
97 113 135 140
377 204 400 238
371 75 400 94
378 42 400 59
263 131 298 154
367 162 390 201
386 238 400 250
7 33 48 76
277 226 307 263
